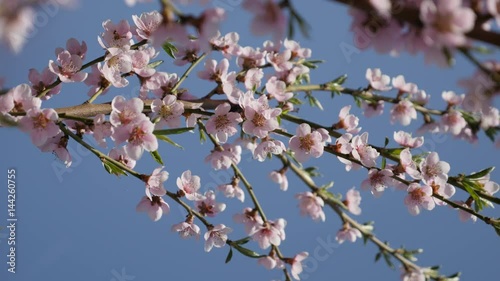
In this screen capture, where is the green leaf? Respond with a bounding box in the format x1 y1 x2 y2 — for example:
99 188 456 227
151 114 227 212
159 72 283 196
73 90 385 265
462 180 485 211
155 135 184 149
102 160 127 176
466 167 495 179
374 252 381 262
162 42 178 59
384 137 389 147
225 247 233 264
199 126 207 143
493 220 500 237
147 60 163 69
288 97 303 105
153 127 195 135
150 150 164 165
381 157 387 169
382 252 394 269
233 245 261 258
304 166 322 178
307 95 323 110
485 127 499 142
331 74 348 85
233 237 251 245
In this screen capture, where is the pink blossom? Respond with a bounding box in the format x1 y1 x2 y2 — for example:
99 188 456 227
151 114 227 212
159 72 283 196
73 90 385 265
258 255 284 270
390 100 417 126
411 89 430 106
334 133 353 155
345 188 362 215
336 224 362 244
176 170 204 201
250 218 287 249
284 39 312 59
197 59 229 82
243 0 286 40
366 68 391 91
236 46 266 69
394 131 424 148
130 48 157 77
218 182 245 202
334 105 361 134
151 95 184 129
404 183 435 215
99 50 133 88
98 19 133 50
440 110 467 135
84 64 110 97
289 252 309 280
19 108 60 146
233 207 264 235
442 90 464 107
419 152 450 186
197 8 226 49
295 192 325 222
351 132 379 168
196 190 226 217
92 114 112 148
266 77 293 102
399 148 422 180
0 5 34 53
361 169 395 197
454 200 477 223
108 146 136 170
245 68 264 91
55 38 87 60
401 268 426 281
205 143 242 170
480 107 500 130
420 0 476 47
204 224 232 252
136 195 170 222
38 133 71 167
174 39 201 66
289 123 325 163
269 170 288 191
132 11 163 40
0 84 40 115
392 75 418 94
362 100 384 118
205 103 242 143
210 31 241 58
267 49 293 72
171 220 201 240
430 182 456 206
48 50 87 83
151 72 179 99
145 167 168 199
28 67 61 99
110 95 144 127
113 118 158 160
254 139 286 162
242 100 281 138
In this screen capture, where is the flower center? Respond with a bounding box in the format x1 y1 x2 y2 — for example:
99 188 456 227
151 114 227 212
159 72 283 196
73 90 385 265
251 112 266 127
128 126 146 145
159 105 173 119
215 115 230 130
299 134 314 151
32 112 49 129
410 188 425 203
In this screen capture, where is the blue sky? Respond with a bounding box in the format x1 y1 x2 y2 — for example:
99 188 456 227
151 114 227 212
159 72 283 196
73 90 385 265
0 1 499 281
